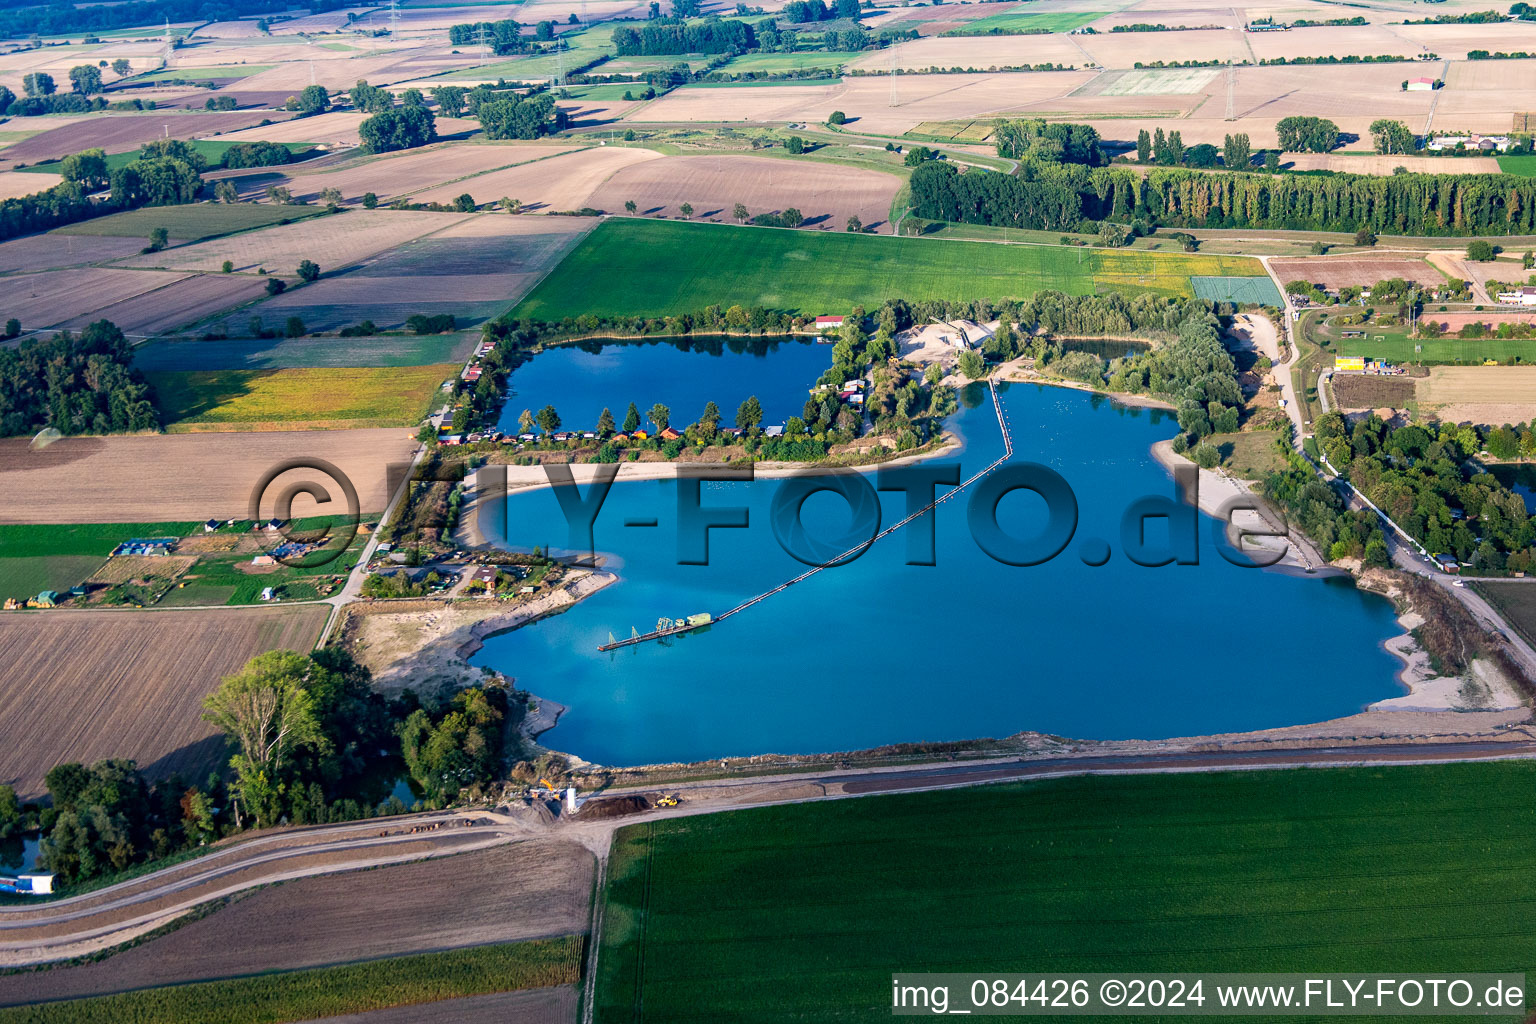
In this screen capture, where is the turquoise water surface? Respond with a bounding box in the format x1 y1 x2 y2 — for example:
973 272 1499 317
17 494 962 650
474 382 1405 765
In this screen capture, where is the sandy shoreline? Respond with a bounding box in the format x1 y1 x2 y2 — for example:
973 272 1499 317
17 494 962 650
1148 439 1328 576
453 441 963 549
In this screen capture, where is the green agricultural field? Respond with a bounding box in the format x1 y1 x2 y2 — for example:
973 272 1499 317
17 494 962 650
511 220 1266 320
1498 154 1536 176
595 763 1536 1023
0 937 585 1024
1333 334 1535 364
1307 308 1535 365
0 521 199 603
135 64 275 82
561 83 646 101
147 364 455 431
1192 275 1284 305
22 140 313 173
132 331 478 371
945 9 1106 35
54 204 325 242
716 50 863 75
1476 581 1536 648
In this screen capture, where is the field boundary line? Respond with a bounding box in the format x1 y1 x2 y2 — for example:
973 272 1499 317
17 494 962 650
580 846 609 1024
499 214 601 319
395 144 598 202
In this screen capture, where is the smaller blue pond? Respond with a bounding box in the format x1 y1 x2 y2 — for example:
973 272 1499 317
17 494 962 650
0 836 40 873
1489 464 1536 513
495 336 831 435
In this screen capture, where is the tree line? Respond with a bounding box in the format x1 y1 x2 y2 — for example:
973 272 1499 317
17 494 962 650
0 144 202 243
910 153 1536 237
613 17 756 55
448 17 529 54
0 320 158 436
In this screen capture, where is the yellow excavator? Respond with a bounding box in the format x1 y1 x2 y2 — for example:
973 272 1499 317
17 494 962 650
538 778 560 799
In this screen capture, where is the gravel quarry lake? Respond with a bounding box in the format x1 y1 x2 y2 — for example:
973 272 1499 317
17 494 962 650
474 380 1407 765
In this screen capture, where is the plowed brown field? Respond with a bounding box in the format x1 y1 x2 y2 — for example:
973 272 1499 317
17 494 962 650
0 605 328 799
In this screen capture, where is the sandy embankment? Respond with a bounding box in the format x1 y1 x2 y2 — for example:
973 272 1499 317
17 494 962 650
1149 439 1323 574
347 569 617 696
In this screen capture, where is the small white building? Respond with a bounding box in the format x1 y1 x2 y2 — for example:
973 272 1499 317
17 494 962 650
1497 286 1536 306
1405 77 1436 91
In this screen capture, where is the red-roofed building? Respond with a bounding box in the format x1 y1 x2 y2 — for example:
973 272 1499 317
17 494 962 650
814 315 845 329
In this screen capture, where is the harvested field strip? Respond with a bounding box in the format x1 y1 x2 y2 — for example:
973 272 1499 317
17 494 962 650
0 937 586 1024
0 112 282 164
114 210 473 274
512 219 1265 319
1330 374 1416 409
55 205 325 242
70 274 270 336
0 843 595 1004
0 430 420 522
0 269 192 332
1415 365 1536 419
0 605 328 799
1268 257 1442 290
943 9 1105 34
595 763 1536 1022
147 365 456 431
905 120 996 142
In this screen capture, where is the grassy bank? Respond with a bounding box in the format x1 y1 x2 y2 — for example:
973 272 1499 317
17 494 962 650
511 218 1267 320
595 762 1536 1022
0 937 584 1024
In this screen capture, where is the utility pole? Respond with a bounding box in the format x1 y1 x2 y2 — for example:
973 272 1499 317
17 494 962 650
888 41 897 107
389 0 399 39
1225 59 1236 120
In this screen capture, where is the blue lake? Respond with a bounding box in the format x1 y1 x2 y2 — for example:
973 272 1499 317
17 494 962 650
495 337 831 435
474 382 1405 766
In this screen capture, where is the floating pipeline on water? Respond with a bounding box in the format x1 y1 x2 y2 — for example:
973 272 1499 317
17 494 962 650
470 382 1297 650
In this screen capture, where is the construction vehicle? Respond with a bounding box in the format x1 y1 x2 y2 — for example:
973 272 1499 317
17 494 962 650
538 777 559 798
655 793 680 808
